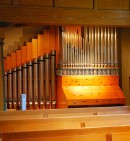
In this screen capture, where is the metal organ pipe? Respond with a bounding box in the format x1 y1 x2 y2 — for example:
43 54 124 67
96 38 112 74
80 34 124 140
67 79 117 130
59 26 118 76
33 58 38 109
27 61 33 109
7 70 12 109
4 72 7 108
51 50 56 108
38 56 45 109
12 68 17 108
45 53 51 109
22 64 27 101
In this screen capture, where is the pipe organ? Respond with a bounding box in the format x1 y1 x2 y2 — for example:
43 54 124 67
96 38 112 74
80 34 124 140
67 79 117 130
4 26 125 110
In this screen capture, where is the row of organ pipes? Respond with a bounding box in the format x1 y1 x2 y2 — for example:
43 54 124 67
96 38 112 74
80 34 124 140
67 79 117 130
59 26 118 75
4 26 123 110
4 26 58 109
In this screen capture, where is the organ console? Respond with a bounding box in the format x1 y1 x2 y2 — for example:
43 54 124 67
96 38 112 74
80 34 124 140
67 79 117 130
4 26 125 110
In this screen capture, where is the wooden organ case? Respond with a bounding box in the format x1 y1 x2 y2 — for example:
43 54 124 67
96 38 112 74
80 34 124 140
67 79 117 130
4 26 125 110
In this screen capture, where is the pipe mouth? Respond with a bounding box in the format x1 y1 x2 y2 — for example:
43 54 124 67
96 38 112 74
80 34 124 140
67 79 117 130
44 53 50 59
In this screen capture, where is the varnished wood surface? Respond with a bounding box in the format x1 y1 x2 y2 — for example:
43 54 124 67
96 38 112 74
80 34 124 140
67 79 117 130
1 106 130 119
55 0 93 9
94 0 129 11
1 6 130 26
2 125 130 141
17 0 53 7
1 107 130 140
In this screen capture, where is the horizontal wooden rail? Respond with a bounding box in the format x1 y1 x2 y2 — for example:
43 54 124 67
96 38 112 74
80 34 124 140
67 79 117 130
0 106 130 120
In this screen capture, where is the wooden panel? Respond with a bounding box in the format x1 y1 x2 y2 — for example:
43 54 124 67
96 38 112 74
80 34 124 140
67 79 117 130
0 0 12 5
27 42 32 62
32 39 38 59
16 50 22 67
4 58 7 72
43 29 50 54
3 133 106 141
6 55 11 71
11 52 16 69
49 26 56 51
55 0 93 9
17 0 53 7
21 46 27 64
38 34 44 57
1 6 130 26
94 0 129 11
120 28 130 105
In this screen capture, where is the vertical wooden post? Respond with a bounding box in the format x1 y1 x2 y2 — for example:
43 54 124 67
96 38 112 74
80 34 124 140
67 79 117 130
0 38 5 111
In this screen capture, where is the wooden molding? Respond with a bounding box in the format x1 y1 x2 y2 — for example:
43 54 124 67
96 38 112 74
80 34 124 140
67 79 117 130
0 6 130 26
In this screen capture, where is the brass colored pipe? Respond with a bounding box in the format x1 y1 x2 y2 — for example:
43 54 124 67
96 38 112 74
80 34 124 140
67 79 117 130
33 58 38 109
7 70 12 109
51 50 56 108
17 66 22 109
4 72 7 108
12 68 17 108
22 64 27 97
27 61 33 109
45 53 51 109
38 56 45 109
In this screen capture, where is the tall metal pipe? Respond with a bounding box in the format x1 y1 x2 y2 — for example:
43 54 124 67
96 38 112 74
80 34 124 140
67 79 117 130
12 68 17 108
22 63 27 98
115 27 118 67
4 72 7 109
45 53 51 109
7 70 12 109
17 66 22 109
111 27 114 67
27 61 33 109
33 58 38 109
51 50 56 108
38 56 45 109
101 27 104 68
104 27 107 67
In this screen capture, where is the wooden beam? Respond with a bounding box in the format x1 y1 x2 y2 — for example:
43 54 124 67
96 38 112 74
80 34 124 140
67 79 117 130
0 6 130 26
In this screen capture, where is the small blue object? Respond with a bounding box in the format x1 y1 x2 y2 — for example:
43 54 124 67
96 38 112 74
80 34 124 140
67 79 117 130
21 94 26 110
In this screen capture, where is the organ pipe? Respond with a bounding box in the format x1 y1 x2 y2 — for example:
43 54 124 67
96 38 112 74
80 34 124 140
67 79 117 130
51 50 56 108
27 61 33 109
33 58 38 109
45 53 51 109
38 56 45 109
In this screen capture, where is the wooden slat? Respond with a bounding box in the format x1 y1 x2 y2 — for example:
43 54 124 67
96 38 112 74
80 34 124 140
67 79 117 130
55 0 93 9
16 50 22 67
38 34 44 57
49 26 56 51
17 0 53 7
6 55 11 71
4 58 7 72
27 42 32 62
32 39 38 59
11 52 16 69
94 0 129 11
2 132 106 141
0 0 12 5
43 29 50 54
21 46 27 65
1 6 130 26
0 106 130 119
